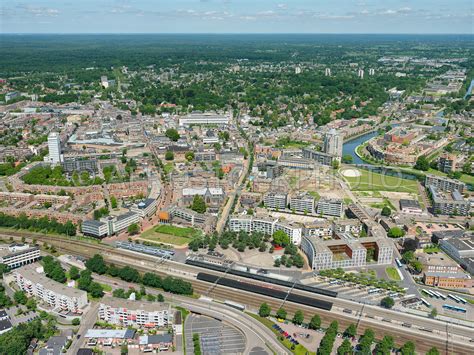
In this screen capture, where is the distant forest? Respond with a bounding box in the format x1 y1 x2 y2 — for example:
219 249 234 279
0 34 472 74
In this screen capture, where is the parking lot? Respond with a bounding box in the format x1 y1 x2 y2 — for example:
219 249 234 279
184 313 246 354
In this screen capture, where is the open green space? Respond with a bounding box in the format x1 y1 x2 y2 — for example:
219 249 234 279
163 163 174 174
385 267 401 281
139 224 201 246
342 168 419 193
247 313 315 355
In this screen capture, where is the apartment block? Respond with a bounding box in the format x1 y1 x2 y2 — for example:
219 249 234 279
13 264 88 314
429 185 470 216
263 192 288 210
425 174 465 193
229 215 302 245
98 298 172 328
289 193 315 214
316 198 344 217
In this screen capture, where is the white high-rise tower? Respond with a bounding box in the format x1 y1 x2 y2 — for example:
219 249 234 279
47 132 62 165
358 69 364 79
369 68 375 75
323 129 343 158
325 68 331 77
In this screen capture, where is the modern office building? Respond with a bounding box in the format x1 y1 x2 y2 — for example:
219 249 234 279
301 236 392 271
178 113 230 126
316 198 344 217
263 191 288 210
289 193 315 214
103 212 140 235
98 298 172 328
229 215 302 245
429 185 470 216
131 198 157 218
323 129 343 157
425 174 465 193
0 243 40 269
13 264 88 314
46 132 62 165
81 220 109 238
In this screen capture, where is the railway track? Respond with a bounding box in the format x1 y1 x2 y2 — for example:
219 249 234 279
4 231 474 354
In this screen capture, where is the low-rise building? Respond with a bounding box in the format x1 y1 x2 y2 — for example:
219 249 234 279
98 298 172 328
437 154 458 174
0 310 12 335
138 334 173 352
13 264 88 314
423 270 472 289
85 329 136 347
440 234 474 274
400 199 423 214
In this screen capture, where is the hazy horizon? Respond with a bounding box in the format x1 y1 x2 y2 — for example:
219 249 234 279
1 0 472 35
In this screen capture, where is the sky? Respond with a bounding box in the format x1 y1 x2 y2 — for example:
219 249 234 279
1 0 473 34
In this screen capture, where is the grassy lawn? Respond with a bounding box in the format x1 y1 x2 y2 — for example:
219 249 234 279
308 191 321 199
342 168 419 193
247 313 315 355
423 245 441 253
385 267 401 281
140 224 201 246
163 163 174 174
100 283 113 292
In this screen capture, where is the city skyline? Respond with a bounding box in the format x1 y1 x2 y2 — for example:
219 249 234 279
1 0 473 34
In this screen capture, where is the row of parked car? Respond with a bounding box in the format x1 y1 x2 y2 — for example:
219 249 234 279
272 324 300 346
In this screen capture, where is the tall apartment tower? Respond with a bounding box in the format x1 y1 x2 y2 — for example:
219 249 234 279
368 68 375 75
357 69 364 79
47 132 62 165
325 68 331 77
295 66 302 74
323 129 343 158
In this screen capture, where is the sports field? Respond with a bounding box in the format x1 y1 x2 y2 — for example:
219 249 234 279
140 224 201 246
342 168 419 193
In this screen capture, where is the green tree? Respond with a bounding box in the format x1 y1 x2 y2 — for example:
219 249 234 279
426 347 439 355
110 196 118 209
165 151 174 161
258 303 271 318
276 308 287 320
380 296 394 309
88 282 104 298
71 318 80 326
342 155 353 164
430 307 438 318
13 291 27 305
127 223 140 235
69 266 80 280
185 151 195 162
165 128 180 142
309 314 321 330
343 324 357 338
85 254 108 274
400 341 416 355
190 195 207 213
272 230 290 247
157 294 165 302
414 155 430 171
388 227 405 238
381 206 391 217
292 310 304 325
337 338 353 355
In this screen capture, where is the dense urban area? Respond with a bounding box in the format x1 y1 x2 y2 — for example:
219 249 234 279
0 34 473 355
